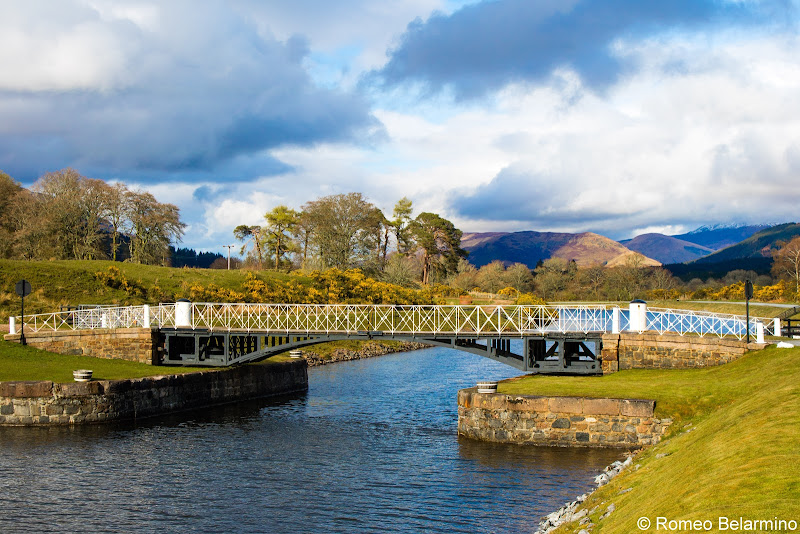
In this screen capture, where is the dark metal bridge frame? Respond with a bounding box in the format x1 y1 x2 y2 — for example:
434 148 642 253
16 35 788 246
161 329 603 375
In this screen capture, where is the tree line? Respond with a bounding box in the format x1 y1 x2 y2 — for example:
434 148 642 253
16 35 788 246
0 169 185 265
236 192 800 302
234 193 467 285
457 254 800 303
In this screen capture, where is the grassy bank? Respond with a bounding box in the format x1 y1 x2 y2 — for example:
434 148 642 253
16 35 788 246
501 346 800 532
0 259 306 320
0 338 298 383
0 337 417 383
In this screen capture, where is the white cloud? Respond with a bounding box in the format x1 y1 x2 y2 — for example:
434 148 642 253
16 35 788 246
2 1 800 253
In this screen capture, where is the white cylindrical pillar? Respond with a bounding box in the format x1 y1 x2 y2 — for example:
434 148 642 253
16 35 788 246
773 318 781 337
142 305 151 328
629 300 647 332
9 316 16 335
101 313 108 329
175 299 192 328
611 307 621 334
756 321 765 344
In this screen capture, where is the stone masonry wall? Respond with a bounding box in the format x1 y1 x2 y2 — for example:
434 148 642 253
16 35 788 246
3 328 159 364
600 332 764 374
0 360 307 426
458 389 672 449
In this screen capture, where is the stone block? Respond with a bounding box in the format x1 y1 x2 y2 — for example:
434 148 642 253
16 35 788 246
551 418 571 429
548 397 583 414
58 381 104 397
602 360 618 374
511 396 549 412
621 399 655 417
583 398 621 416
45 404 64 416
0 381 53 398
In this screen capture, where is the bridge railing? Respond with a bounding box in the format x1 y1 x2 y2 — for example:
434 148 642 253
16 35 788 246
646 307 776 339
181 303 594 335
9 304 150 333
7 302 776 341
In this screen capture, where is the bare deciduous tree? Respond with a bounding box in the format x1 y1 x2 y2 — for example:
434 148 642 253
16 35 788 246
772 236 800 296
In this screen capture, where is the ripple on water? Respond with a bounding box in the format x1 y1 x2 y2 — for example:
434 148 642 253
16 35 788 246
0 347 621 533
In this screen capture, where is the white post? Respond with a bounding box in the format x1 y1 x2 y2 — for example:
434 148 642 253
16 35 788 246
629 300 647 332
175 300 192 328
101 313 108 329
9 316 16 335
611 307 620 334
773 318 781 337
142 305 151 328
756 321 765 344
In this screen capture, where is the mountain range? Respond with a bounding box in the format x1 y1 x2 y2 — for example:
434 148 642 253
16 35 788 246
462 231 662 268
461 223 800 272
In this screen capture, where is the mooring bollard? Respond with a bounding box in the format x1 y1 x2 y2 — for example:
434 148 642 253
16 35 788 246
9 316 15 335
756 321 765 344
476 381 498 393
73 370 93 382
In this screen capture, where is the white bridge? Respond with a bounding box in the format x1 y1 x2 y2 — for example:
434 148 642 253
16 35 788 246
10 302 777 374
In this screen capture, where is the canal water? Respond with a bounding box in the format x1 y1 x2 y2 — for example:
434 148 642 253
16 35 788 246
0 347 620 533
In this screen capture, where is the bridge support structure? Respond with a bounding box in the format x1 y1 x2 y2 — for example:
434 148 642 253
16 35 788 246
160 329 603 375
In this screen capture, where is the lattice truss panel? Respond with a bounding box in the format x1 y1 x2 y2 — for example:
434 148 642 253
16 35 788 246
14 303 776 340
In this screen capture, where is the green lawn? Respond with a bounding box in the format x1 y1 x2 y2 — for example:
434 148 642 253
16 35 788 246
516 345 800 533
0 338 296 383
499 346 791 423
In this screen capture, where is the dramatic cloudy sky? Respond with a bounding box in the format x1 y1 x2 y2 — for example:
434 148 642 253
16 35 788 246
2 0 799 252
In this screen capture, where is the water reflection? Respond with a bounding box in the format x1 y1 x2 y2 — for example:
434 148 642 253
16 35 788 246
0 347 620 533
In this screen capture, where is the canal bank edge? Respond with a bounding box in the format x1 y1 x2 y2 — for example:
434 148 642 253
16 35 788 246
300 340 431 366
0 360 307 426
458 389 671 449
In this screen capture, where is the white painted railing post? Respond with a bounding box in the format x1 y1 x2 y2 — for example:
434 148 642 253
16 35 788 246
611 307 620 334
629 300 647 332
9 316 16 335
142 305 151 328
773 318 781 337
756 321 765 344
101 313 109 329
176 299 192 328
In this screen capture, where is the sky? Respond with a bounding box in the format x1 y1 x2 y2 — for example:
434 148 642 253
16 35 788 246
1 0 800 253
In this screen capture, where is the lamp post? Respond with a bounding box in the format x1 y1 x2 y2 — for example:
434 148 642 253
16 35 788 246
744 279 754 344
15 279 31 346
223 244 235 270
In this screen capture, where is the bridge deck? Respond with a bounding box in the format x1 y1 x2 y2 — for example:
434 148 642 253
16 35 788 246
8 302 777 373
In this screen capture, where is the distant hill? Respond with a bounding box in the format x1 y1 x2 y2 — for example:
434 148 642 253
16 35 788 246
674 224 770 251
664 258 774 281
621 233 715 264
462 231 660 269
693 222 800 264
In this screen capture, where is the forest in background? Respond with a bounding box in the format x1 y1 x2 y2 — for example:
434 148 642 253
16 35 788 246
2 168 799 306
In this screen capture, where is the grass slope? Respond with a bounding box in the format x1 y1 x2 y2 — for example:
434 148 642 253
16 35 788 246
500 346 800 532
0 338 224 382
0 259 306 320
